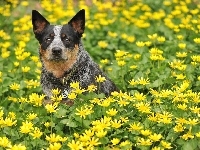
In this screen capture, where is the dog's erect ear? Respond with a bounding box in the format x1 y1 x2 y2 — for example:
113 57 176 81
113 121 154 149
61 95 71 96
68 9 85 37
32 10 50 34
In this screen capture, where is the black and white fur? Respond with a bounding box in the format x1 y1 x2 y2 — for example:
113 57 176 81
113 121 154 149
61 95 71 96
32 9 118 102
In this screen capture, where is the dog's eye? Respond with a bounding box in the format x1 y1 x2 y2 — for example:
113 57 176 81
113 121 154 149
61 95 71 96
46 38 51 42
65 38 70 42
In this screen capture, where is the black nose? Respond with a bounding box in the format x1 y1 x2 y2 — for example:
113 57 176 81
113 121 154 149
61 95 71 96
52 47 62 55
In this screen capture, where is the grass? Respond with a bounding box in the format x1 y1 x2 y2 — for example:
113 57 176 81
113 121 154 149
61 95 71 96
0 0 200 149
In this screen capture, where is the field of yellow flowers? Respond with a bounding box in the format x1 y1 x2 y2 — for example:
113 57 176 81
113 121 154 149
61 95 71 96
0 0 200 149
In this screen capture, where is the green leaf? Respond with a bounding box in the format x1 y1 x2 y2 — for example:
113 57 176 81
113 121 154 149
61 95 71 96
55 107 68 118
182 139 198 150
60 119 78 127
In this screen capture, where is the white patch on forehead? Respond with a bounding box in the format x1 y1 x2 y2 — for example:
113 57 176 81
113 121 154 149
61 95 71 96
47 25 65 50
53 25 63 36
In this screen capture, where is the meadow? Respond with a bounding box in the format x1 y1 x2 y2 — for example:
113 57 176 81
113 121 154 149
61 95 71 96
0 0 200 149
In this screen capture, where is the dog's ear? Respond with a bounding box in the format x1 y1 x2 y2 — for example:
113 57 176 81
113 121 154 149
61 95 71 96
68 9 85 37
32 10 50 34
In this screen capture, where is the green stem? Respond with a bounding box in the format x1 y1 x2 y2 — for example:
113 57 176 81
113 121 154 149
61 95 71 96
50 113 53 134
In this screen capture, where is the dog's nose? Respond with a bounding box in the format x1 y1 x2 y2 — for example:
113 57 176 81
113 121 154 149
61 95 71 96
52 47 62 55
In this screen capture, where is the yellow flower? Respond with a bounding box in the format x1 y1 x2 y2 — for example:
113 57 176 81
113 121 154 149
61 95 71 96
120 116 129 123
137 138 152 146
100 59 109 64
181 131 195 140
149 133 162 142
87 84 97 92
45 103 58 113
67 92 77 100
95 75 106 83
22 66 30 72
152 146 163 150
134 92 146 101
44 122 50 128
161 141 173 149
27 113 37 120
47 142 62 150
100 99 111 107
127 36 135 43
117 60 126 66
186 118 198 126
121 33 128 39
120 140 131 147
96 130 107 138
51 95 62 102
137 77 150 85
75 107 93 119
73 88 86 95
176 52 187 58
129 79 137 86
70 81 80 89
175 117 187 125
135 102 151 114
29 93 45 106
67 140 83 150
145 41 152 46
189 106 200 114
141 129 152 136
130 65 137 69
196 132 200 138
177 103 187 110
136 41 145 47
10 83 20 90
149 48 163 55
20 120 34 134
111 119 122 129
98 41 108 48
29 127 43 139
8 144 26 150
21 1 29 6
178 43 186 49
194 38 200 44
148 33 158 40
133 54 141 60
3 117 17 127
51 88 61 95
25 80 40 88
173 123 185 132
1 50 10 58
111 138 120 145
198 76 200 81
177 35 184 40
86 137 101 147
175 74 186 80
46 133 61 143
30 56 39 62
108 31 117 38
0 137 12 148
106 108 118 116
115 50 128 58
84 129 94 137
8 112 16 119
157 36 165 42
14 62 20 67
129 122 143 131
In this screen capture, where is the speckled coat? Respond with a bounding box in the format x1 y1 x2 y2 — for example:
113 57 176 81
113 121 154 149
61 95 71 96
32 9 117 102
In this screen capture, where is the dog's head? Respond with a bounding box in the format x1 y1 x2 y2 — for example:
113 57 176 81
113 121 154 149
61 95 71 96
32 9 85 62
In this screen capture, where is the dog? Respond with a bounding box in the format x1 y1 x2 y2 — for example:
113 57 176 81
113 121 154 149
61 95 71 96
32 9 118 104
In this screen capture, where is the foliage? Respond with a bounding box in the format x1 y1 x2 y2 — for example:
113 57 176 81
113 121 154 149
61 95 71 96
0 0 200 149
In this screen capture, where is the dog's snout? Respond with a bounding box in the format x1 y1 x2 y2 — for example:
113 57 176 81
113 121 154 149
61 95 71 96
52 47 62 55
